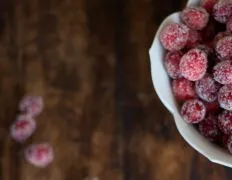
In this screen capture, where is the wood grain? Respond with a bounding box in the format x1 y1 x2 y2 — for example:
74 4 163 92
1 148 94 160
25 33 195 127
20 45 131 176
0 0 231 179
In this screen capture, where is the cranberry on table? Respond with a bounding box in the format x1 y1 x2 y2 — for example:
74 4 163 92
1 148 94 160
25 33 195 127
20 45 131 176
218 85 232 111
160 23 189 51
213 0 232 23
164 51 183 79
25 143 54 168
181 99 206 123
181 6 209 30
19 95 44 117
195 74 220 102
172 78 195 101
216 36 232 60
198 115 220 141
10 114 36 143
180 48 208 81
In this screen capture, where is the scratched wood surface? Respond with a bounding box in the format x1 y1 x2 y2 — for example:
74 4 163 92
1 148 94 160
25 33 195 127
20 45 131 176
0 0 231 179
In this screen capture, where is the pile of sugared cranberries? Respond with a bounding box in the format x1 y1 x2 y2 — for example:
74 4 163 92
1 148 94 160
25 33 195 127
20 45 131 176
159 0 232 154
9 95 54 167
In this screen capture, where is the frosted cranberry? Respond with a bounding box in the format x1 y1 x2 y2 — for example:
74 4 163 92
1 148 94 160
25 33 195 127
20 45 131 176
213 60 232 84
195 44 213 55
226 136 232 153
160 23 189 51
185 29 201 49
216 36 232 60
181 6 209 30
19 95 44 117
213 31 230 47
10 114 36 143
172 78 195 101
218 110 232 135
195 74 220 102
227 17 232 33
164 51 183 79
218 85 232 111
180 48 208 81
204 101 220 113
199 115 220 141
201 0 218 13
25 143 54 168
181 99 206 123
213 0 232 23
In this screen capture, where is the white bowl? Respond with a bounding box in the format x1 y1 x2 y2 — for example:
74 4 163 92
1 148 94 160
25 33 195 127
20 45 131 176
149 0 232 167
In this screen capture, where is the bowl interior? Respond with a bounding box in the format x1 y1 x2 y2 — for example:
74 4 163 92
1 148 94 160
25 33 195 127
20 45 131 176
149 11 232 167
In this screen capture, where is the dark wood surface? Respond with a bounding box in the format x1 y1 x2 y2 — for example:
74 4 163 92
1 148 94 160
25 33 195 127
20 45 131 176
0 0 232 179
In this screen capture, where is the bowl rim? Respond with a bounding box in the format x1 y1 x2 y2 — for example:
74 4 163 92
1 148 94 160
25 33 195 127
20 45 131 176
148 2 232 167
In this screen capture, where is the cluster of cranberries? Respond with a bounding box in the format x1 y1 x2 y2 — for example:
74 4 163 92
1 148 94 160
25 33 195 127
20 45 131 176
160 0 232 154
10 96 54 167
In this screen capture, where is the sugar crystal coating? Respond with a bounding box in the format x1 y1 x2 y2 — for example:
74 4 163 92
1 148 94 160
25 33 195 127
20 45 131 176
213 0 232 23
10 114 36 143
164 51 183 79
160 23 189 51
195 74 220 102
172 78 195 101
213 60 232 84
181 6 209 30
25 143 54 168
180 48 208 81
216 36 232 60
199 115 220 141
19 95 44 117
181 99 206 123
218 85 232 110
218 110 232 135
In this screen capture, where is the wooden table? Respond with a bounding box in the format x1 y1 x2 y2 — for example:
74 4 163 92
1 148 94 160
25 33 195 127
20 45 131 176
0 0 232 179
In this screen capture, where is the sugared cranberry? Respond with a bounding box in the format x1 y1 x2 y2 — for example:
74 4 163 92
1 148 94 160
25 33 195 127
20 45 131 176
10 114 36 143
227 17 232 33
195 74 220 102
199 115 220 141
19 95 44 117
172 78 195 101
204 100 220 113
186 29 201 49
160 23 189 51
213 31 230 47
218 85 232 111
213 0 232 23
201 0 218 13
24 143 54 168
181 99 206 123
181 6 209 30
213 60 232 84
164 51 183 79
215 36 232 60
218 110 232 135
180 48 208 81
